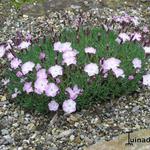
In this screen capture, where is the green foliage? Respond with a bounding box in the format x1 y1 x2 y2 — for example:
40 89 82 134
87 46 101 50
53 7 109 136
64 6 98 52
6 27 147 113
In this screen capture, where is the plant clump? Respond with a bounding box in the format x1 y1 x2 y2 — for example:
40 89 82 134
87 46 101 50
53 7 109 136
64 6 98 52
1 14 150 114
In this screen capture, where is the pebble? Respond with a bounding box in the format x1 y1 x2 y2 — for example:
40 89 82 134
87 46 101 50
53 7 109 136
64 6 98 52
3 135 13 144
1 129 9 135
56 129 74 139
70 135 75 141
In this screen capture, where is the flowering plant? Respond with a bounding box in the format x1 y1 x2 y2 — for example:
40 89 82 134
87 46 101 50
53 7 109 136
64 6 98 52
1 15 150 113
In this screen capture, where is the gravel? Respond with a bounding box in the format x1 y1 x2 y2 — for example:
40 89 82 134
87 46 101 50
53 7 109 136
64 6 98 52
0 0 150 150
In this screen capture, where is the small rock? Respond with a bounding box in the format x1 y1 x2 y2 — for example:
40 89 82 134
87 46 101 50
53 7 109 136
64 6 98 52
70 135 75 141
27 123 35 131
13 123 19 128
1 129 9 135
132 106 140 113
84 137 93 145
50 113 58 125
67 114 79 123
57 129 74 139
3 135 13 144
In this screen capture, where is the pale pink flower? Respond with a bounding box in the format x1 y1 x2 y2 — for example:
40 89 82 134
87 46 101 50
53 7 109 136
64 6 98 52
62 99 76 114
0 45 6 58
34 78 48 94
131 33 141 41
48 100 59 111
56 78 61 84
10 58 22 69
102 57 121 72
103 73 108 78
131 16 139 26
1 78 10 86
26 33 32 41
21 61 35 75
62 50 78 59
37 69 47 79
63 57 77 66
112 68 125 78
143 26 149 33
85 47 96 54
66 85 82 100
84 63 99 76
128 75 134 80
61 42 72 53
132 58 142 69
23 82 33 94
54 42 72 53
18 41 31 49
143 47 150 54
54 41 62 52
39 52 46 60
116 33 130 44
5 43 11 51
16 71 23 78
45 83 59 97
48 65 63 78
35 63 42 71
143 74 150 87
7 53 14 61
12 88 21 99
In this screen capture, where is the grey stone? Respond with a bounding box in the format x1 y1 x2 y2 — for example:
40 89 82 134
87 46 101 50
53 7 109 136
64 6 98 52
3 135 13 144
1 129 9 135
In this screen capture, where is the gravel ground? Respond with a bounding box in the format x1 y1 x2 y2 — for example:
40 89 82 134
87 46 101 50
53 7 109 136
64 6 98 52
0 0 150 150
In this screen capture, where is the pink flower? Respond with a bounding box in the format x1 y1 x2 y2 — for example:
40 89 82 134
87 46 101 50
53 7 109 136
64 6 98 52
143 47 150 54
37 69 47 79
5 43 11 51
131 33 141 41
63 57 77 66
61 42 72 53
66 85 82 100
143 74 150 87
18 41 31 49
54 42 72 53
62 50 78 59
62 99 76 114
84 63 99 76
48 65 63 78
143 26 149 33
56 78 61 84
112 68 125 78
85 47 96 54
132 58 142 69
7 53 14 61
116 33 130 44
16 71 23 77
48 100 59 111
39 52 46 60
35 63 42 71
128 75 134 80
12 88 21 99
1 78 10 86
102 57 121 72
21 61 35 75
26 33 32 41
10 58 22 69
23 82 33 94
45 83 59 97
131 16 139 26
54 42 62 52
34 78 48 94
0 44 6 58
